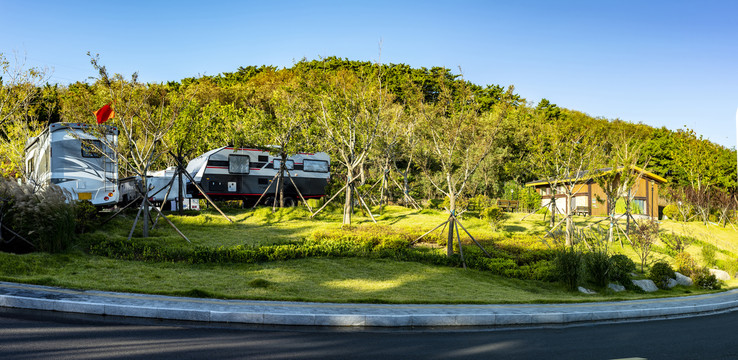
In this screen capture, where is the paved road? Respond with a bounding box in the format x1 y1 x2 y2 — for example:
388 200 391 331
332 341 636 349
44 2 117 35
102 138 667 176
2 307 737 360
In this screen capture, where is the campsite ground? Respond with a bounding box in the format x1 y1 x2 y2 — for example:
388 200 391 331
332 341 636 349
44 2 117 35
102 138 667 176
0 205 735 303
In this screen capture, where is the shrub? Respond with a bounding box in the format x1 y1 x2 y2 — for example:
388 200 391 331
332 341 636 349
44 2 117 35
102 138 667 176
649 261 676 289
661 232 693 256
0 180 77 253
554 247 582 291
468 194 494 212
674 251 698 276
663 204 679 220
609 254 636 288
701 244 717 267
480 206 506 230
692 267 721 290
583 250 611 288
441 196 469 212
74 200 99 234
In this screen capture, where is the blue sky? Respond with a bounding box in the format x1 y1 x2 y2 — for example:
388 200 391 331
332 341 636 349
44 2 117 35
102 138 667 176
2 0 737 148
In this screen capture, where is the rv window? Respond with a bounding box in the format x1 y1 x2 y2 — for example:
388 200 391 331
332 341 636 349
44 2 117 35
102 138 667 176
304 159 329 173
229 154 250 174
258 155 269 162
273 159 294 170
81 140 103 158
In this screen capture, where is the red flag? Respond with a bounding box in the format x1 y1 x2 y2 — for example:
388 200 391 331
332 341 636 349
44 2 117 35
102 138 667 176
94 103 115 124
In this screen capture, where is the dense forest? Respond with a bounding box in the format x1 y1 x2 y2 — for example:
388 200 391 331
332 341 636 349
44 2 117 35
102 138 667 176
1 54 736 226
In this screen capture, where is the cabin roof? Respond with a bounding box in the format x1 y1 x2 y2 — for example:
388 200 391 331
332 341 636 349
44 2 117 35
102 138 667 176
525 165 667 187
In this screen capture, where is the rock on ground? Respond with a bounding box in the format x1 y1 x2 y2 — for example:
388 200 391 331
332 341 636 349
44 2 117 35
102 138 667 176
578 286 597 294
632 279 659 292
667 278 678 288
709 269 731 281
608 283 625 292
675 272 693 286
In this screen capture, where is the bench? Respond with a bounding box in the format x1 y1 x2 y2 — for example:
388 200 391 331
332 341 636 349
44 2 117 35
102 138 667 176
574 206 589 216
496 199 519 212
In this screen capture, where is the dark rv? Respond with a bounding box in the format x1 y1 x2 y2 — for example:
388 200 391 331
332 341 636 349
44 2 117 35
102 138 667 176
185 147 330 205
24 122 119 206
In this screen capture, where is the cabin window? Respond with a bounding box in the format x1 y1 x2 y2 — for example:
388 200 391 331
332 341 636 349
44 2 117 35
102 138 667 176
632 199 647 215
304 159 329 173
273 159 294 170
228 154 250 174
81 140 103 158
258 155 269 162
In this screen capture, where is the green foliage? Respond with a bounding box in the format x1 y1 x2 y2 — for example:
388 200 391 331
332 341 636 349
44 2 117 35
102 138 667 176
630 220 659 272
609 254 636 286
663 204 679 220
701 244 717 267
674 251 698 276
692 267 721 290
661 232 694 256
248 278 271 288
554 247 582 291
74 200 99 234
0 180 76 253
480 206 506 230
583 250 611 288
649 261 675 290
441 196 469 212
468 194 494 212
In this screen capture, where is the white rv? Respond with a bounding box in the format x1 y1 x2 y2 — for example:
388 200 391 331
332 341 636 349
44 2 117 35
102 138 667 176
185 146 330 205
24 123 119 206
118 167 198 210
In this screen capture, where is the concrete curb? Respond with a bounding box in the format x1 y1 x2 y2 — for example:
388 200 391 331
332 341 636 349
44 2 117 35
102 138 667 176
2 282 738 327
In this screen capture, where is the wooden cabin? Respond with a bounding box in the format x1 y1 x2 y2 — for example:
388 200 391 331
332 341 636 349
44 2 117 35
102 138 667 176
525 166 667 219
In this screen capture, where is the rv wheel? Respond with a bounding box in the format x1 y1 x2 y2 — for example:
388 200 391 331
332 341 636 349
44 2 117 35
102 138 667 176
284 197 296 207
263 196 275 206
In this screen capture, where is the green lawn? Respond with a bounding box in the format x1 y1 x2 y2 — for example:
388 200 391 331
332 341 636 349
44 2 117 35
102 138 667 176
1 205 735 303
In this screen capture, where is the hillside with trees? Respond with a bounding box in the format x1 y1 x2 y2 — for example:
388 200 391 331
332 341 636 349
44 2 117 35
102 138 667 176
2 55 736 225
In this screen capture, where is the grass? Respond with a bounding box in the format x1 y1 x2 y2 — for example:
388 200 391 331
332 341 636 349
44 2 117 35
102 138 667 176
2 204 737 303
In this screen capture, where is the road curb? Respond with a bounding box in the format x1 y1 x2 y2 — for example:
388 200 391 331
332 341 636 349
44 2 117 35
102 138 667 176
2 283 738 327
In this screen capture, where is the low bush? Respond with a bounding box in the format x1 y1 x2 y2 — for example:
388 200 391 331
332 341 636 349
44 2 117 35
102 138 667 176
468 194 494 212
674 251 698 276
661 233 693 256
701 244 717 267
649 261 676 289
662 204 679 220
692 267 721 290
480 206 506 230
554 247 582 291
0 180 77 253
85 225 558 282
583 250 611 288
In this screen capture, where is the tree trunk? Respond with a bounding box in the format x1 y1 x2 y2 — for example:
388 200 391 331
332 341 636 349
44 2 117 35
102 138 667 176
278 152 287 210
343 165 354 225
565 192 573 247
447 177 456 257
141 177 149 238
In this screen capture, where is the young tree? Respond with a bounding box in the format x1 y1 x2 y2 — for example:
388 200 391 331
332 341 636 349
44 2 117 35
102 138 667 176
531 121 602 246
631 220 659 273
87 54 191 238
0 52 48 178
314 68 385 224
416 77 510 256
594 132 649 243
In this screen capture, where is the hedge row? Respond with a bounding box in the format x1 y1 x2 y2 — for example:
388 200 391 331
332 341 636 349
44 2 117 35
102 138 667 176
86 235 557 281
